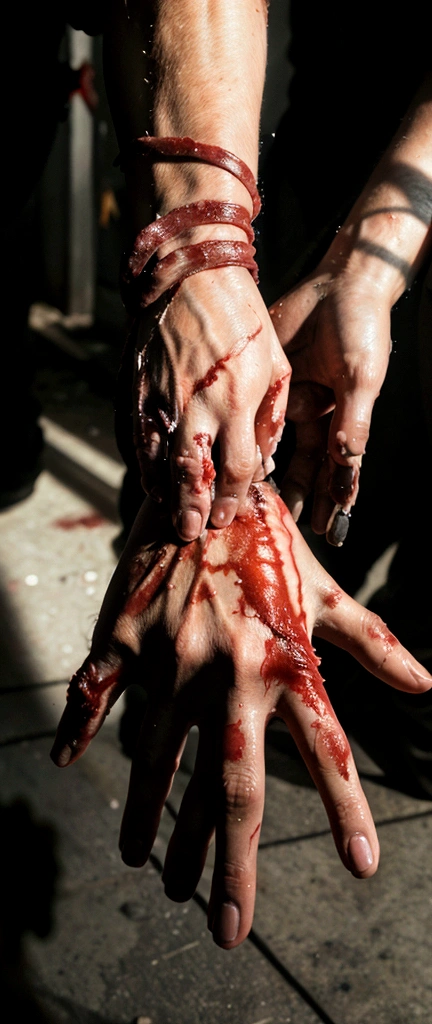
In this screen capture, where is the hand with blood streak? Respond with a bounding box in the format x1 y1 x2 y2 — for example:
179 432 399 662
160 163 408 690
133 266 290 541
270 77 432 545
269 269 389 544
50 482 431 949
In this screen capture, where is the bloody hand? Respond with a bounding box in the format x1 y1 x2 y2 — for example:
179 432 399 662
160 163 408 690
51 483 431 948
131 267 290 541
117 137 290 544
270 267 392 544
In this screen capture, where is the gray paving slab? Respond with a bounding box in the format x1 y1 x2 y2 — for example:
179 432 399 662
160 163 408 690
0 469 118 688
254 818 432 1024
166 727 432 1024
0 731 321 1024
261 728 432 843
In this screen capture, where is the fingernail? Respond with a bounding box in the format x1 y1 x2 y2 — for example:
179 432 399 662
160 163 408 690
327 507 351 547
282 486 304 523
407 663 432 688
263 456 276 478
177 509 202 539
348 833 374 874
211 497 237 528
212 901 240 944
291 499 303 522
50 739 76 767
121 839 146 867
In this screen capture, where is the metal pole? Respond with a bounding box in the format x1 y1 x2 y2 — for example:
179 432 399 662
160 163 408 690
67 28 95 323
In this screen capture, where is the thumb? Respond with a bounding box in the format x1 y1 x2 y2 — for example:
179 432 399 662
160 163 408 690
50 654 126 768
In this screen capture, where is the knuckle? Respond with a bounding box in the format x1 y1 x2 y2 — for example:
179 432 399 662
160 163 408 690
332 792 364 824
310 718 351 779
222 453 256 488
174 624 206 667
361 609 385 639
222 767 261 815
275 361 292 388
222 859 248 892
141 748 181 780
348 418 371 444
360 611 398 653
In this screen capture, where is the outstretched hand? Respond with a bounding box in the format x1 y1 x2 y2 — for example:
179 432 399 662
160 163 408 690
51 483 431 948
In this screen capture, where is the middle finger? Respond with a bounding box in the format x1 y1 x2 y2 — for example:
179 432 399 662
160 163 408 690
208 700 267 949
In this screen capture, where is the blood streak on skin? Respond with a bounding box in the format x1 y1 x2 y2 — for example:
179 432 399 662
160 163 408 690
125 546 173 617
249 822 261 853
255 374 290 445
192 433 216 491
310 721 350 780
96 483 349 779
197 486 350 780
366 619 398 654
323 588 343 609
126 538 200 616
53 514 105 530
192 325 262 396
67 658 121 722
192 579 217 604
224 718 246 761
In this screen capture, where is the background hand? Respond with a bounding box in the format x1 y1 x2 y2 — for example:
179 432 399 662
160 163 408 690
270 264 392 542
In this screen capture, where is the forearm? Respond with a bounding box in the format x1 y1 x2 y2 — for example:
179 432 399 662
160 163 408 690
104 0 267 232
324 73 432 303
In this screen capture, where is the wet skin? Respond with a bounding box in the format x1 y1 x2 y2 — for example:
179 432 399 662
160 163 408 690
51 483 431 949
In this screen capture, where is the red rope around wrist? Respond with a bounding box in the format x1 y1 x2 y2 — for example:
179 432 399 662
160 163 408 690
118 136 261 314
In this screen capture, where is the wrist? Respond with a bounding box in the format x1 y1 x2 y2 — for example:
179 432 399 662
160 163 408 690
123 136 260 249
323 201 432 306
153 161 256 218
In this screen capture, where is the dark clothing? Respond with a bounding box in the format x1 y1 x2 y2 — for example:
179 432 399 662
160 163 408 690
260 2 432 796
